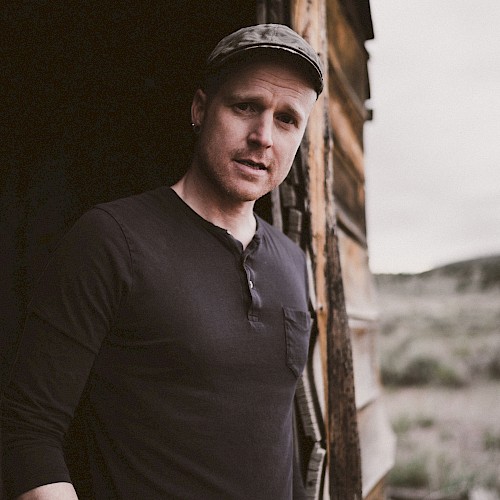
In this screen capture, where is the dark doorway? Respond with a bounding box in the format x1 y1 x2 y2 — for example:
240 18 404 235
1 0 260 385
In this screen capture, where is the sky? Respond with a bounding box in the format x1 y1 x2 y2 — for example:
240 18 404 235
364 0 500 274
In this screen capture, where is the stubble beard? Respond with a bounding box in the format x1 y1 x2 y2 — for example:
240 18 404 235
194 146 278 204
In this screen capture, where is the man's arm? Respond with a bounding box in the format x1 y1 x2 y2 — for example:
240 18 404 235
2 312 97 498
2 209 132 498
17 482 78 500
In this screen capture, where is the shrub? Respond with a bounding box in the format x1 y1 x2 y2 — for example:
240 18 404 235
483 430 500 451
487 348 500 380
416 415 434 428
381 363 403 386
401 356 439 385
435 364 468 388
388 454 430 488
381 355 468 388
479 258 500 290
391 415 412 435
391 414 435 435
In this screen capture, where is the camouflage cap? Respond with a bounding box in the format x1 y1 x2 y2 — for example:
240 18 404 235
206 24 324 96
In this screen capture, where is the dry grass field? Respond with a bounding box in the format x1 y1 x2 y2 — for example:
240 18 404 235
375 256 500 497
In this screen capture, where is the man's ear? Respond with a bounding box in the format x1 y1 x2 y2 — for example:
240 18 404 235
191 89 208 128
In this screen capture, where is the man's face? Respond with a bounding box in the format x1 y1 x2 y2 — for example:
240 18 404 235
191 58 317 205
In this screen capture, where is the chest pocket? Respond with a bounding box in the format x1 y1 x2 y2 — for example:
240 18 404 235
283 307 312 377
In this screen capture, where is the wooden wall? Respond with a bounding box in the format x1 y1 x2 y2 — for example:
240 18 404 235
327 2 396 494
288 0 396 497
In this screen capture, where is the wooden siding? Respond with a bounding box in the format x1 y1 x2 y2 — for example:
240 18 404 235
292 0 363 498
289 0 395 498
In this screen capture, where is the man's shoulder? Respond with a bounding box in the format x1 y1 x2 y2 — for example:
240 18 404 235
65 186 180 246
95 185 172 218
89 186 181 230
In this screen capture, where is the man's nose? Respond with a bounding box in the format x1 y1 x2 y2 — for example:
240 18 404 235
248 114 274 148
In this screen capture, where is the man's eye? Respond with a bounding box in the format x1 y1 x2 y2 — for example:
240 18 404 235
234 103 253 112
277 114 295 125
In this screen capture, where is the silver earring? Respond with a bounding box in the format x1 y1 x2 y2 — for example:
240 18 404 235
191 122 200 134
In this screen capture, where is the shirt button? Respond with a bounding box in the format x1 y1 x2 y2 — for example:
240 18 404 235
249 280 254 289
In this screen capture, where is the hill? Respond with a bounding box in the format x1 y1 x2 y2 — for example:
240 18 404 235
375 254 500 292
374 253 500 386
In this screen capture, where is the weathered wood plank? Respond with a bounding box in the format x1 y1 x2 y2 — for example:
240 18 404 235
286 207 303 244
363 478 386 500
333 149 366 235
328 95 365 183
358 399 396 498
291 1 362 498
335 202 367 249
280 182 298 208
349 320 379 409
291 0 330 436
337 229 378 322
325 225 363 500
327 0 372 105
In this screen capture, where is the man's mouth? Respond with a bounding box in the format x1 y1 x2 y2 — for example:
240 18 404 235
237 159 267 171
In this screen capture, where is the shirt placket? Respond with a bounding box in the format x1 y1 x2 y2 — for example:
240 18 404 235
241 239 263 330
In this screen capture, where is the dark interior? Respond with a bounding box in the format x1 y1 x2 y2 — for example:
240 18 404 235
1 1 264 380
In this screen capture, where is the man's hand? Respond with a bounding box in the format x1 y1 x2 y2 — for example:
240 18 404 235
17 482 78 500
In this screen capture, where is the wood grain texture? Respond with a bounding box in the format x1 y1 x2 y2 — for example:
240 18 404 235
291 1 363 498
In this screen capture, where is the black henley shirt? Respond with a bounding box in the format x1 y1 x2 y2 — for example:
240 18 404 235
2 186 311 499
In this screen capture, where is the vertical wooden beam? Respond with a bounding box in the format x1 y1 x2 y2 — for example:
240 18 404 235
291 1 362 498
291 0 330 437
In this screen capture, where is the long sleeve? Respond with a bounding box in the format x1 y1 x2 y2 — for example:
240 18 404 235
1 208 132 499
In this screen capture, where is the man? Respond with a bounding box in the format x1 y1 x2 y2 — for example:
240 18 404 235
2 24 323 499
